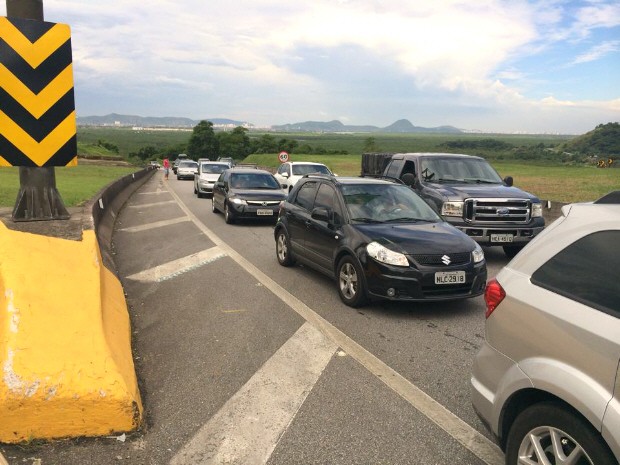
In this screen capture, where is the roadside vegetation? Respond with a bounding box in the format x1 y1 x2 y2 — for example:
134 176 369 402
1 122 616 207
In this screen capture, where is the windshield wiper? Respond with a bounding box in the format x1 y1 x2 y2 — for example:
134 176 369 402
350 217 383 223
463 179 500 184
385 217 433 223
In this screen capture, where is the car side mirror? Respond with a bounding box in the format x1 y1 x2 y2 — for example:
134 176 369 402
311 207 330 222
281 184 288 190
401 172 417 187
281 172 290 178
504 176 513 187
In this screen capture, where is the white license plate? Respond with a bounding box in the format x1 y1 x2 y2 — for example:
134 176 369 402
257 209 273 216
491 234 513 243
435 271 466 285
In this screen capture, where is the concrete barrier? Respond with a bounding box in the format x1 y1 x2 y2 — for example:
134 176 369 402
0 167 155 443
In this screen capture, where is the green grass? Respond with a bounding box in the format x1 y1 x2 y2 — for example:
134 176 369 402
0 165 140 207
245 153 619 203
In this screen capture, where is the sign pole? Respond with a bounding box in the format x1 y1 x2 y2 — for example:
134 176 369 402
6 0 70 221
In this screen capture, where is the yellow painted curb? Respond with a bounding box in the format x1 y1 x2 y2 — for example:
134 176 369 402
0 222 142 443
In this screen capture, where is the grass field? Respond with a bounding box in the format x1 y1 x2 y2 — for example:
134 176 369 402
0 128 614 208
0 165 139 208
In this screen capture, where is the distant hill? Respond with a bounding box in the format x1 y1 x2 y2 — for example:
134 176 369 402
76 113 247 128
562 122 620 155
76 113 463 134
272 118 462 134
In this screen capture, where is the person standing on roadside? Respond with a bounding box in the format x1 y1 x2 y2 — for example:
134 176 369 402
163 157 170 180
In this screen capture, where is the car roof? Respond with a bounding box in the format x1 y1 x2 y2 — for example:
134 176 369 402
287 161 327 165
391 152 484 161
227 167 272 174
301 174 399 186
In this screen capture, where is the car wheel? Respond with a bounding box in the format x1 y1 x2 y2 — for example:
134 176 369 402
336 256 367 307
224 201 235 224
212 197 219 213
506 402 616 465
276 230 295 266
503 245 524 258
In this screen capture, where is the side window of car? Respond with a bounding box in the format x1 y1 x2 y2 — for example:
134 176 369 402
314 183 343 225
293 181 318 211
531 230 620 317
385 159 404 179
277 164 287 175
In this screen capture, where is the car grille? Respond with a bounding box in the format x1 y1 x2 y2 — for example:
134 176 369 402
246 200 282 206
464 198 531 224
409 252 471 266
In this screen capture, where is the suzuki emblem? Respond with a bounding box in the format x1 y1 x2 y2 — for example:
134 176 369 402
441 255 451 265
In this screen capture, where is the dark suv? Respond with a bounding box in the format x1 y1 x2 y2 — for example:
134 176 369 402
274 174 487 307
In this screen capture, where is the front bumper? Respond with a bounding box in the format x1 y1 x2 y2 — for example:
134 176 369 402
362 257 487 302
197 181 216 193
228 202 281 220
446 218 545 246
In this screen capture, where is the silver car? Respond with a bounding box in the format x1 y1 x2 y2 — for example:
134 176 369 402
471 191 620 465
176 160 198 180
194 161 230 197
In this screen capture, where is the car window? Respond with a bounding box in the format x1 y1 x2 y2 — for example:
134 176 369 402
314 183 343 225
230 173 280 189
292 164 331 176
531 230 620 317
385 159 403 179
420 158 502 183
341 184 440 223
202 163 229 174
277 164 288 175
293 181 318 211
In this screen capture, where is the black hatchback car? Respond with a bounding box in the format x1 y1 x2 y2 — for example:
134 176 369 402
212 167 287 224
274 175 487 306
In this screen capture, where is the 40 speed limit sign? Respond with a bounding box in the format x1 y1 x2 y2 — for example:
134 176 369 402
278 151 289 162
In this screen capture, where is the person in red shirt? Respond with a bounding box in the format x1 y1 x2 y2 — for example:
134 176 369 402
163 158 170 180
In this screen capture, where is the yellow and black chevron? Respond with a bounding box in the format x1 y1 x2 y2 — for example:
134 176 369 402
0 16 77 167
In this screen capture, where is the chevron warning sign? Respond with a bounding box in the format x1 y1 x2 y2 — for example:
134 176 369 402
0 16 77 167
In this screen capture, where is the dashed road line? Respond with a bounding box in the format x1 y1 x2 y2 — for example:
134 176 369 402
126 246 227 283
170 322 337 465
164 185 504 465
118 216 191 233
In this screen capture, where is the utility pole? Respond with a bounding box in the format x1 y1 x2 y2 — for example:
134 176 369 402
6 0 70 221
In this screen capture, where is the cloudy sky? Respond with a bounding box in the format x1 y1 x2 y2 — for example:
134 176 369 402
2 0 619 134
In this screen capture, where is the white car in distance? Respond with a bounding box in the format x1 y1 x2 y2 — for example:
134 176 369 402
274 162 333 192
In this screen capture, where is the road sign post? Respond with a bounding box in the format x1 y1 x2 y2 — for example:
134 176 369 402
5 0 71 221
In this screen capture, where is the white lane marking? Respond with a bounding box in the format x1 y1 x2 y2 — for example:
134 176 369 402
166 186 504 465
126 247 227 283
118 217 191 233
127 200 176 208
0 451 7 465
138 191 170 195
170 322 337 465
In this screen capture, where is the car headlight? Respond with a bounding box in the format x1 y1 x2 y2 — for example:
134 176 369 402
472 244 485 263
441 201 463 217
230 198 247 205
531 203 542 218
367 242 409 267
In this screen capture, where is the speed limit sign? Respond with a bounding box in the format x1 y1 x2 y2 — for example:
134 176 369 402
278 151 289 163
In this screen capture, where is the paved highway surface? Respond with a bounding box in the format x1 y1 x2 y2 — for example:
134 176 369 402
1 171 514 465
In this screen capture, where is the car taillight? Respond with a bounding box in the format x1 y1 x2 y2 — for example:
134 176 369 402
484 279 505 318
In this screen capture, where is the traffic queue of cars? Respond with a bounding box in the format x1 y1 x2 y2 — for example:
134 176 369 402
174 154 620 465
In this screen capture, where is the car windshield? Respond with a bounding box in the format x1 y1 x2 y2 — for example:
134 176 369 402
231 173 281 189
179 161 197 168
342 184 441 223
202 163 229 174
419 157 503 184
291 164 331 176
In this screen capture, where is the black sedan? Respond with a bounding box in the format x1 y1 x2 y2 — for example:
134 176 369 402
274 175 487 307
212 168 287 224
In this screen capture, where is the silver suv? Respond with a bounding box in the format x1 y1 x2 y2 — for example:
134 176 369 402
471 191 620 465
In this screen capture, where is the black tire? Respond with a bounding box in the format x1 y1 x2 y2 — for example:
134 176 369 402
336 255 367 307
275 229 295 266
503 245 524 258
505 402 616 465
224 201 235 224
212 197 219 213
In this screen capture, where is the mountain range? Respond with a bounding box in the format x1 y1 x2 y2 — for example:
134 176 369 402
76 114 463 134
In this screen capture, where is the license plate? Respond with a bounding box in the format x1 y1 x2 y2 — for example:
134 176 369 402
491 234 513 243
257 209 273 216
435 271 466 285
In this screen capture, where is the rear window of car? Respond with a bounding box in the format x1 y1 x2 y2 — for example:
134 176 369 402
531 230 620 317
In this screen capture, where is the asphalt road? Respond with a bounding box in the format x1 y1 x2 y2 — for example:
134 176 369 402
1 172 514 465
